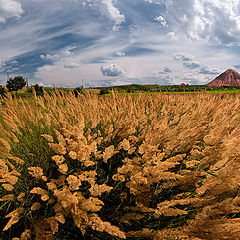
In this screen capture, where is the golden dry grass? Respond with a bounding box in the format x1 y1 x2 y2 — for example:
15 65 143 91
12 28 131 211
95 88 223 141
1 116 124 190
0 91 240 239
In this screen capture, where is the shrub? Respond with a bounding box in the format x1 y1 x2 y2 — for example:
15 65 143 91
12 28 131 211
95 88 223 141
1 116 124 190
99 88 110 95
32 84 44 96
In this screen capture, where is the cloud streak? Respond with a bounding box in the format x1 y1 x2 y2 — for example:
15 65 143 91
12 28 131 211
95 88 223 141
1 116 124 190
64 63 80 69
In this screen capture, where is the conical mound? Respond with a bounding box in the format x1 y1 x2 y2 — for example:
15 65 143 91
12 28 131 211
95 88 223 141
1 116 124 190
207 69 240 87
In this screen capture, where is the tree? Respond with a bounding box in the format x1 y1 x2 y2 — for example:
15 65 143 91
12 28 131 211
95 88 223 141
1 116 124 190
6 76 26 93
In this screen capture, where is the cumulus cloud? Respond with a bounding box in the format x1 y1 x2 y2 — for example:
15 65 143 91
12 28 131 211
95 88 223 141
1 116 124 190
40 50 73 62
160 67 172 74
64 63 80 69
101 0 125 27
40 54 60 62
86 0 125 29
63 50 72 56
167 32 177 40
233 64 240 70
114 49 125 56
174 53 201 69
174 53 194 62
199 66 220 75
154 16 167 26
183 61 200 69
0 0 23 23
146 0 240 45
101 64 124 76
1 0 237 86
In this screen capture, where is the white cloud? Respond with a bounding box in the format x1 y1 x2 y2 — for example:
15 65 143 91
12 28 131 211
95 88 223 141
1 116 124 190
174 53 194 62
114 49 125 56
44 54 60 61
40 55 45 60
183 61 201 69
101 0 125 27
0 0 23 23
63 50 72 56
160 67 172 74
147 0 240 45
233 64 240 70
0 0 237 86
64 63 80 69
40 50 74 65
101 64 124 76
199 65 220 75
167 32 177 40
40 53 60 62
154 16 167 26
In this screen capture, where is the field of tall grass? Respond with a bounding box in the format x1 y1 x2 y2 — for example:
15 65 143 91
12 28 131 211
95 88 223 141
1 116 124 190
0 91 240 240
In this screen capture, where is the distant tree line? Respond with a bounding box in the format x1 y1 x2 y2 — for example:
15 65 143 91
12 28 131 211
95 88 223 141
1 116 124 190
2 75 240 99
97 84 240 93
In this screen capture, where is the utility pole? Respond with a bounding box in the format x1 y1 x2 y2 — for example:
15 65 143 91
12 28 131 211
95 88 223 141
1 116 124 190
26 78 29 91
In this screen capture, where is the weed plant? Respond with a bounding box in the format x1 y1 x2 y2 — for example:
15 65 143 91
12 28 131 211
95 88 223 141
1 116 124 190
0 91 240 239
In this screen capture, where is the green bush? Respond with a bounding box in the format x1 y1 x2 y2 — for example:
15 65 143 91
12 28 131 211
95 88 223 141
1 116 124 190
32 84 44 96
99 88 110 95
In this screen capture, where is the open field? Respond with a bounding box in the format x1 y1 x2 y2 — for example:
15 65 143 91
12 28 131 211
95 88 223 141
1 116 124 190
121 89 240 95
0 92 240 239
2 85 240 99
95 84 240 95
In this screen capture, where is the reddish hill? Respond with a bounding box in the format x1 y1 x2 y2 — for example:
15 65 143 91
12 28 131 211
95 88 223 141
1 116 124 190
207 69 240 87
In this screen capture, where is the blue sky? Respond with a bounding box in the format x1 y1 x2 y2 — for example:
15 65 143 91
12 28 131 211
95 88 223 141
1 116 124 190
1 0 240 87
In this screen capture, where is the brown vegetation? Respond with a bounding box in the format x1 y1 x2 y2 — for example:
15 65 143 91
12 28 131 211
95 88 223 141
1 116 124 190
0 91 240 239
